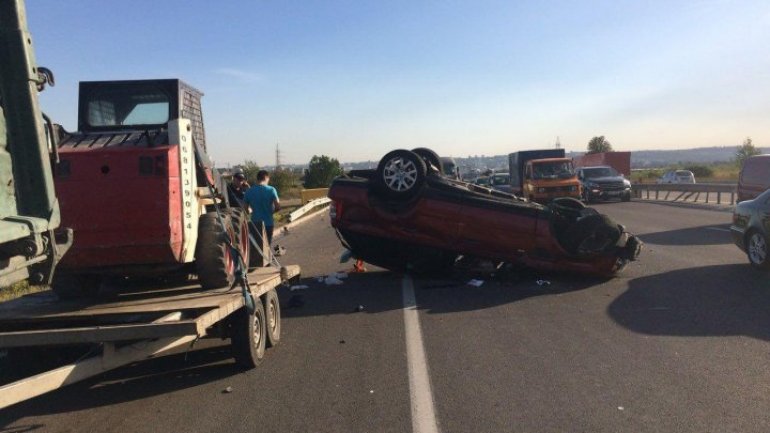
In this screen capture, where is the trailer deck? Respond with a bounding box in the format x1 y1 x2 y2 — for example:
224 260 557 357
0 264 299 409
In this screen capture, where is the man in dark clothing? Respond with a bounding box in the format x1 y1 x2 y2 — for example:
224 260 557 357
227 168 250 207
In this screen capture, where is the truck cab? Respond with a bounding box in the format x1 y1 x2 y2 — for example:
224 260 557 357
522 158 580 203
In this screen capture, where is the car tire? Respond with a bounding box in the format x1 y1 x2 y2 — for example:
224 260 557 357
376 150 427 199
746 230 770 270
562 214 621 255
411 148 443 174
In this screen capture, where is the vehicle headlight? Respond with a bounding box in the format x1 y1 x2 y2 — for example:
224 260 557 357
623 180 631 187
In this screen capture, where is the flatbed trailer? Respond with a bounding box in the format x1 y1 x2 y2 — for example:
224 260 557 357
0 264 299 409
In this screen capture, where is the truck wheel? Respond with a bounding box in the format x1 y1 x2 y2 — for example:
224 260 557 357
562 215 621 255
264 289 281 347
231 302 266 368
376 150 426 199
51 273 101 300
411 147 443 174
195 211 238 289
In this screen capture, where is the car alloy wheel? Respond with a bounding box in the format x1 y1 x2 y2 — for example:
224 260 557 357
383 157 419 191
748 231 769 268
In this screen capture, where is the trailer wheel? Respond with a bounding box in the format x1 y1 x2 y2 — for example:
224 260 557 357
51 273 101 300
231 302 266 368
195 211 240 289
264 289 281 347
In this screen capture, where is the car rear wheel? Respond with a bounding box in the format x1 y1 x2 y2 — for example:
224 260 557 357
411 148 443 174
376 149 427 199
747 230 770 270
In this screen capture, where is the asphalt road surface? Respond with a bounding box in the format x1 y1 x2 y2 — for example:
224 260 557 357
3 201 770 433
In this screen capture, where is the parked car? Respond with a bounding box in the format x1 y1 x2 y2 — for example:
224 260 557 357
731 188 770 269
657 170 696 184
475 172 512 193
737 155 770 202
577 166 632 202
329 148 642 276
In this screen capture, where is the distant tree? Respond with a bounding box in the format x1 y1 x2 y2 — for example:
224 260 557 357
587 136 613 154
735 137 760 167
270 168 298 195
304 155 344 188
240 160 261 186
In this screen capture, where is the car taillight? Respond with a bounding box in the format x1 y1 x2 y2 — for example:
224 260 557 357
330 200 342 223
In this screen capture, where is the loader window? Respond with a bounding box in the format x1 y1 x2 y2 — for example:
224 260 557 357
86 86 170 128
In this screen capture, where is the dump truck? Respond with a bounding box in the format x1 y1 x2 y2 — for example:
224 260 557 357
508 149 581 203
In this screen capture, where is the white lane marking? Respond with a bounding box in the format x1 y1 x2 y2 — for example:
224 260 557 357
402 275 440 433
704 227 731 233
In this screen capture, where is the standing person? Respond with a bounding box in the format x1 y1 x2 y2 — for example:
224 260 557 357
227 168 250 208
243 170 281 245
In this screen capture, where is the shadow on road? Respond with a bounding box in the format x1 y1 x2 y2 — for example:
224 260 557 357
637 225 732 246
0 344 238 427
608 263 770 340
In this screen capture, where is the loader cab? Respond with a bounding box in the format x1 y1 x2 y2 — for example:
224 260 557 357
77 79 207 151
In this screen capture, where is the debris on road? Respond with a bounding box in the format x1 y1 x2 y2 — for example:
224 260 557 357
340 249 353 263
351 259 367 273
282 226 290 235
339 340 346 344
354 305 365 312
317 277 324 283
617 406 624 411
467 279 484 287
223 386 233 394
324 275 344 285
290 285 309 291
536 279 551 286
274 245 287 257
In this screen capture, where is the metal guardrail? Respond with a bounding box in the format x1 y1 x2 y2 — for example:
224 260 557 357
288 197 331 222
632 183 736 205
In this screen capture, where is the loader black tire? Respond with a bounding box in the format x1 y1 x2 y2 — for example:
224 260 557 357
195 211 239 290
230 207 251 271
231 302 266 368
264 289 281 347
562 214 621 255
51 273 101 300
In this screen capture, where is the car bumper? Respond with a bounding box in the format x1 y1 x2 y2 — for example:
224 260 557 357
731 225 747 252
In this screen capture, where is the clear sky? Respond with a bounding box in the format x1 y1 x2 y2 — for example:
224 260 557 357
26 0 770 165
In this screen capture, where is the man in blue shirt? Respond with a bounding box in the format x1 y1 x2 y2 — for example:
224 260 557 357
243 170 281 244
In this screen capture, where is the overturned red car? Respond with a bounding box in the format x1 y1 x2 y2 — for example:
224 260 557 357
328 148 642 276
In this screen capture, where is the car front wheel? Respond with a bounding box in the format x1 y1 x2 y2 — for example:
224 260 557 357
747 230 770 270
376 150 427 199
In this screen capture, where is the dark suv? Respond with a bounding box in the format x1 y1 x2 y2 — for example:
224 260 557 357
328 148 642 276
577 166 632 202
